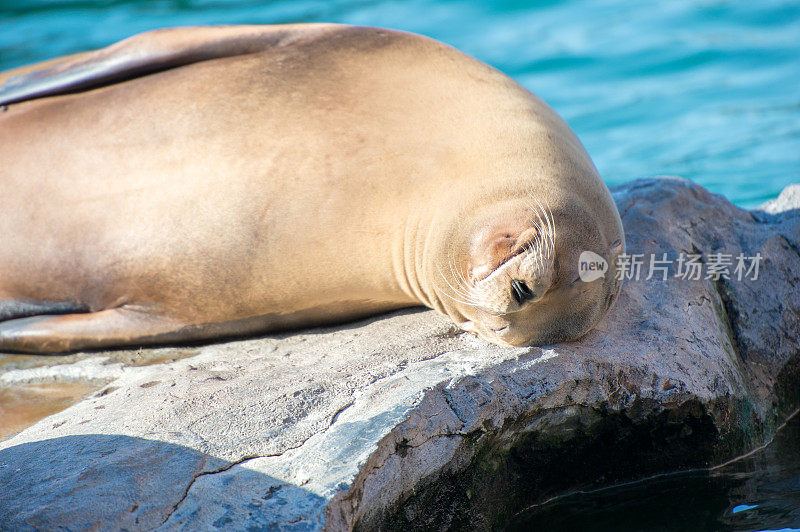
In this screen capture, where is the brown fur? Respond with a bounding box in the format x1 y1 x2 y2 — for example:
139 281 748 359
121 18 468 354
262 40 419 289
0 24 623 353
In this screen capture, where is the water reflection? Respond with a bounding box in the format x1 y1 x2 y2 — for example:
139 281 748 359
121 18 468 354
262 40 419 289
0 382 102 440
510 413 800 531
0 347 200 439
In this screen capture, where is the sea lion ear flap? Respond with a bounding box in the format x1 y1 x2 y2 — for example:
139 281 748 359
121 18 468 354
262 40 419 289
609 238 624 256
608 238 624 265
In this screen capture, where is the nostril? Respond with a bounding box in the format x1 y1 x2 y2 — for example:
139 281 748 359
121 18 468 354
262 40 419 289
510 279 535 305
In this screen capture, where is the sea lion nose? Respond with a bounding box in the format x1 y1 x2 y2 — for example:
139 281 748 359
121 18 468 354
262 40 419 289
510 279 535 305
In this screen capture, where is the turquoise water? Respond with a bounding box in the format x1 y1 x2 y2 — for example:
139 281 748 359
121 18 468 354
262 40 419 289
0 3 799 530
1 0 798 207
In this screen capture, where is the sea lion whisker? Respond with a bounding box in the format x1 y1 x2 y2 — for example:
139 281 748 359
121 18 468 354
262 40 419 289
530 241 544 274
445 244 475 288
447 259 478 299
445 263 489 310
519 201 548 276
523 205 547 268
436 270 501 315
436 269 483 308
526 197 546 235
438 289 486 309
532 196 556 260
440 247 472 296
524 240 543 274
526 208 546 266
543 199 556 256
438 263 477 302
442 260 507 315
528 198 551 263
452 259 477 291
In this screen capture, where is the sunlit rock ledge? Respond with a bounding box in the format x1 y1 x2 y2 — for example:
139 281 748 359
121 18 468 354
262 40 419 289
0 177 798 531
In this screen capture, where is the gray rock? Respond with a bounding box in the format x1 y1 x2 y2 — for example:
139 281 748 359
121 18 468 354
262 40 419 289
0 177 798 531
759 183 800 214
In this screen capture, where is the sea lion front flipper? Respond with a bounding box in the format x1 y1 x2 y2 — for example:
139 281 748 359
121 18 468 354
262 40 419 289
0 299 90 322
0 23 339 106
0 307 192 354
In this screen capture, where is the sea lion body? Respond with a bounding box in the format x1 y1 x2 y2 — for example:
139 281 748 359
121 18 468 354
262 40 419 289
0 25 624 354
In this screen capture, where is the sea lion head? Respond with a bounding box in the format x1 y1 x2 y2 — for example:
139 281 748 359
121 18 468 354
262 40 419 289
434 193 624 347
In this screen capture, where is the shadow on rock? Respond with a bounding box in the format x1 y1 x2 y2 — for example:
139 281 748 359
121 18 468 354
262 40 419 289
0 434 324 530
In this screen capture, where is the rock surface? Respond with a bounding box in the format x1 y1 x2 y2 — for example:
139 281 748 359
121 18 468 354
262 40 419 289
0 177 798 531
